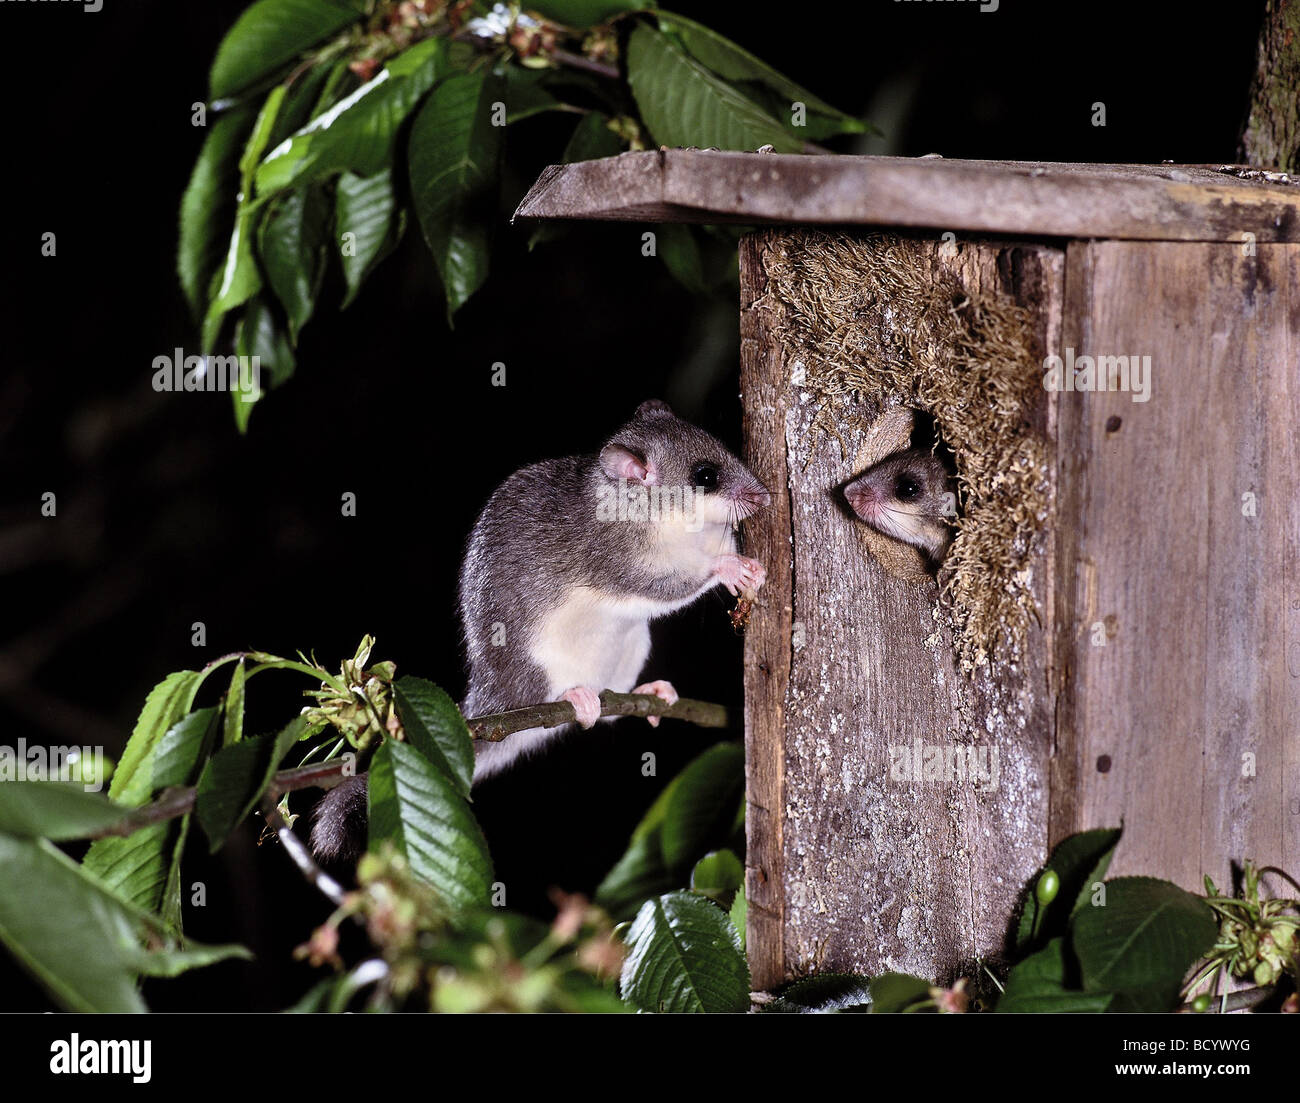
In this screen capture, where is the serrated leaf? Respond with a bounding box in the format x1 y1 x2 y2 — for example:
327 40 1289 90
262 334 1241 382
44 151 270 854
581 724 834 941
195 717 308 852
996 938 1113 1014
367 740 493 912
626 24 801 152
259 187 330 341
179 106 257 321
0 835 248 1013
335 168 404 308
393 677 475 799
256 37 447 196
152 708 222 792
1015 826 1123 954
105 672 205 806
656 10 868 140
82 671 202 912
868 972 933 1013
209 0 360 101
0 783 134 841
1073 877 1217 1013
620 892 749 1013
690 848 743 907
661 742 743 877
766 973 874 1014
408 67 504 319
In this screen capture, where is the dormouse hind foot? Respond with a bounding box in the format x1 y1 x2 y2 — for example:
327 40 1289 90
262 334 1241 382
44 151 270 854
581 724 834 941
560 685 602 728
631 679 678 728
713 554 767 597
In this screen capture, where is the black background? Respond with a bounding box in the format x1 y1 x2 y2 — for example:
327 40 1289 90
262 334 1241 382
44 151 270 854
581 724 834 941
0 0 1268 1009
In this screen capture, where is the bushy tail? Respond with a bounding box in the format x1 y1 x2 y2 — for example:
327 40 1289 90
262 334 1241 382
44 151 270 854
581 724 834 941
308 774 368 866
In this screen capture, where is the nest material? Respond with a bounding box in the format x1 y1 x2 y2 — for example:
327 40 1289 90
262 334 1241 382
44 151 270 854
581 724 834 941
762 230 1048 673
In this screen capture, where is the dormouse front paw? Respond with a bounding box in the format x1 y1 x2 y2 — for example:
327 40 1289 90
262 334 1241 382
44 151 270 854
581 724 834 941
713 554 767 597
559 685 602 729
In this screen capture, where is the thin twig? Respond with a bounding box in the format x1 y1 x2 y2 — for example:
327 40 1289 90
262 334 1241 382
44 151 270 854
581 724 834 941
262 800 346 906
80 691 731 840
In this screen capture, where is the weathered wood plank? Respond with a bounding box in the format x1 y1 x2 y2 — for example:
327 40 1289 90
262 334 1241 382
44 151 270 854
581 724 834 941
739 235 792 990
1051 241 1300 893
515 151 1300 243
741 231 1062 984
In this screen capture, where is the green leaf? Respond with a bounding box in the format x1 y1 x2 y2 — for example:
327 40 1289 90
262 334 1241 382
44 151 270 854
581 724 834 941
393 677 475 799
195 717 307 852
661 742 743 877
690 848 743 907
1015 827 1122 954
0 783 133 841
620 892 749 1013
868 972 933 1013
367 740 494 913
0 835 248 1013
178 106 257 320
408 67 504 319
595 827 679 922
656 10 867 140
765 973 874 1014
223 659 248 747
656 222 706 293
233 295 296 431
996 938 1113 1013
152 708 222 792
335 168 405 308
626 24 801 152
596 743 743 920
202 88 287 350
1073 877 1217 1013
256 37 447 196
81 671 202 912
106 671 205 806
268 59 339 147
729 881 746 950
209 0 360 101
259 186 330 341
527 0 638 26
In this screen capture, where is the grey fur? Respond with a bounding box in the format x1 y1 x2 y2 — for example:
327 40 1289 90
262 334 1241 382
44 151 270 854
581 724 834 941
308 401 769 862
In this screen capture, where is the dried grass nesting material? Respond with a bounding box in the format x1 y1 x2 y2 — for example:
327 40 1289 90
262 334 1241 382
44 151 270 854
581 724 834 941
761 230 1049 673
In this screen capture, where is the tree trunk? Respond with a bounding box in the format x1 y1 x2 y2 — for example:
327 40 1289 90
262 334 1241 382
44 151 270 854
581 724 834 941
1239 0 1300 171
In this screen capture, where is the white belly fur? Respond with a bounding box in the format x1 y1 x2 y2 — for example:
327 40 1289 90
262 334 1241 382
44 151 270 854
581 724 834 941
530 585 655 698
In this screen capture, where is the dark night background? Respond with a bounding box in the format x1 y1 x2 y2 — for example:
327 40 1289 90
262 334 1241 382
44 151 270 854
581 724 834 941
0 1 1267 1009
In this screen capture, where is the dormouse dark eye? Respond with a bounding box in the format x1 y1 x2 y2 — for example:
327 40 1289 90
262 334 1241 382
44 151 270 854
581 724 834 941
894 474 921 501
691 462 719 491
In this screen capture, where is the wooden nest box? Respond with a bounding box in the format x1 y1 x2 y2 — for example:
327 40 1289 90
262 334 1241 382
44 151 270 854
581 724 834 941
517 151 1300 989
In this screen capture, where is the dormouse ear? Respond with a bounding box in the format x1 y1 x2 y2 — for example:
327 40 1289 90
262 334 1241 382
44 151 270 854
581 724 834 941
600 443 658 486
635 399 673 419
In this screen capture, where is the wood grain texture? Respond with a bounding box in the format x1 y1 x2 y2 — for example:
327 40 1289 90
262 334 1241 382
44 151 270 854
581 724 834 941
739 235 791 989
741 231 1062 984
1051 241 1300 894
515 152 1300 243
